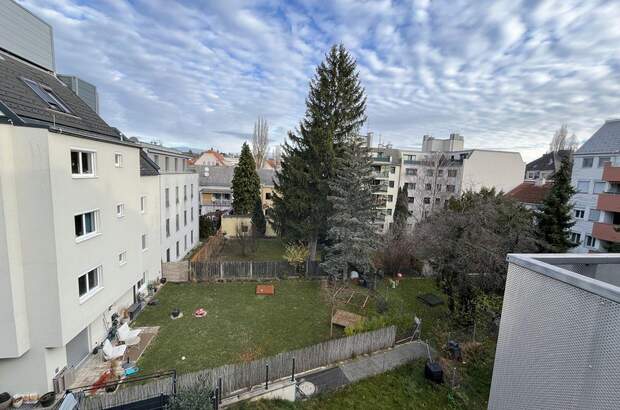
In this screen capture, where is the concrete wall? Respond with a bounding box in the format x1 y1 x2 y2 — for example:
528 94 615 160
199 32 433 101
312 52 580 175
221 215 276 238
461 150 525 193
160 172 200 262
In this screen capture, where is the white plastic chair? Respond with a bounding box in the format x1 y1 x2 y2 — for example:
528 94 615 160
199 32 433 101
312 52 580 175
117 323 142 345
102 339 126 361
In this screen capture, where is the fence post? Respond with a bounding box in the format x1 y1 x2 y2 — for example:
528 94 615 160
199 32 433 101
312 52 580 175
218 377 222 404
265 364 269 390
291 358 295 381
249 261 253 279
220 262 224 280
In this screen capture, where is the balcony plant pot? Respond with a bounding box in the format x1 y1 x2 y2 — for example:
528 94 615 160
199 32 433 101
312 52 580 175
0 393 10 409
38 392 55 408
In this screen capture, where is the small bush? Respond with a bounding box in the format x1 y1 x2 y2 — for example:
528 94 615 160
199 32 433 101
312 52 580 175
376 296 389 314
168 378 213 410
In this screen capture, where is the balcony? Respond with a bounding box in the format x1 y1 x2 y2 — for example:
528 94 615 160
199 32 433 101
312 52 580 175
372 171 390 179
373 156 391 163
602 164 620 182
592 222 620 243
373 185 388 193
597 192 620 213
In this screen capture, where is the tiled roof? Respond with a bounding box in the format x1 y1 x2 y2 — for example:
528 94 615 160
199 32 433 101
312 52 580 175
140 149 160 176
576 119 620 155
198 165 277 187
507 181 552 205
526 150 571 172
0 51 120 139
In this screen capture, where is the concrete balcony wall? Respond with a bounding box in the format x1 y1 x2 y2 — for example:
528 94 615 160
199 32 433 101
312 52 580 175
592 222 620 243
602 164 620 182
596 193 620 213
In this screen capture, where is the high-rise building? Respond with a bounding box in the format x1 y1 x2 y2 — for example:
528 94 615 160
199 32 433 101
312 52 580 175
58 74 100 114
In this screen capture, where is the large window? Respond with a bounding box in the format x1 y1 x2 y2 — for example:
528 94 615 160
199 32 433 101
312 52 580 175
74 210 98 240
114 153 123 168
577 181 590 193
426 169 434 177
589 209 601 222
78 266 101 301
184 210 187 226
582 157 593 168
191 184 194 199
175 186 180 204
406 168 417 176
71 150 95 176
23 78 72 113
165 188 170 207
593 181 606 194
598 157 611 168
176 214 180 231
184 185 187 201
165 219 170 237
574 209 585 219
447 169 458 178
570 232 582 244
446 185 456 193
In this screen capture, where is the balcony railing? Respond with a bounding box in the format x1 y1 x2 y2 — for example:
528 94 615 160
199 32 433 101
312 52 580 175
602 164 620 183
373 185 388 193
372 171 390 178
597 192 620 213
373 156 391 163
592 222 620 243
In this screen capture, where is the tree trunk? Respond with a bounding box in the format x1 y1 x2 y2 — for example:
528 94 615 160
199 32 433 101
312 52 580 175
308 235 318 264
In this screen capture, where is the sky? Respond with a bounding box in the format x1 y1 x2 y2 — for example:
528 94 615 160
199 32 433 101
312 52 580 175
19 0 620 162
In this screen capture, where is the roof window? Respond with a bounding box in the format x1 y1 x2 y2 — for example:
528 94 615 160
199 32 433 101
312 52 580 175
23 78 72 114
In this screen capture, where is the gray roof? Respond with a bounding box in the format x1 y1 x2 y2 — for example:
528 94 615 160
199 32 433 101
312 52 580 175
576 120 620 155
526 150 571 172
0 51 120 139
140 149 159 176
198 165 277 187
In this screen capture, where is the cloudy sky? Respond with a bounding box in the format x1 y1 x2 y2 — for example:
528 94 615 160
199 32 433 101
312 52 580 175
20 0 620 161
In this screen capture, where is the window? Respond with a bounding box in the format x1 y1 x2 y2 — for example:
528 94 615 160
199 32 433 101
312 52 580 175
74 210 98 240
175 186 179 204
577 181 590 193
582 157 593 168
176 241 180 258
141 234 147 251
184 235 188 251
426 169 434 177
165 219 170 237
191 184 194 199
423 197 431 204
589 209 601 222
408 197 415 203
166 248 171 262
446 185 456 193
165 188 170 207
176 214 180 231
586 235 597 248
116 203 124 218
23 78 72 113
389 181 395 188
387 195 393 202
574 209 585 219
118 251 127 265
436 184 442 191
447 169 457 178
71 150 95 176
165 157 170 171
191 230 194 244
191 207 194 221
184 185 187 201
386 209 392 216
78 266 101 300
137 272 146 289
437 169 444 177
598 157 611 167
174 158 178 171
407 183 416 190
265 192 272 200
425 183 432 191
114 153 123 167
593 181 606 194
406 168 417 176
405 154 415 161
435 197 441 205
390 166 396 174
570 232 582 244
140 196 146 213
184 210 187 226
241 225 249 233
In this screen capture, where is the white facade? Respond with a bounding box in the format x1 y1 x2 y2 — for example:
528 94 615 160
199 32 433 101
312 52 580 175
142 144 200 262
0 124 161 394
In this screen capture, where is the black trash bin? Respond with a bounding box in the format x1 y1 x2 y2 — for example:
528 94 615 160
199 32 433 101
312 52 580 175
424 361 443 384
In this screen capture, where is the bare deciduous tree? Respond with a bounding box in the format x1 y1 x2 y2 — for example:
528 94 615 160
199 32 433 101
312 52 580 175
548 124 579 153
252 117 269 169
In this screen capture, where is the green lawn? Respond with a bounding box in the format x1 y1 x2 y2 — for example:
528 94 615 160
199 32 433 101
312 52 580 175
218 238 287 261
133 280 338 374
233 355 493 410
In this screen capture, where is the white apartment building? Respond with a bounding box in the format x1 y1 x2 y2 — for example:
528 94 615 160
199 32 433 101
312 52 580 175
368 134 525 232
0 50 161 393
140 142 200 262
570 119 620 253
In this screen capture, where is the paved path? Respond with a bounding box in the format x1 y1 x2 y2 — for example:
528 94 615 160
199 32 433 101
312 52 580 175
299 341 432 395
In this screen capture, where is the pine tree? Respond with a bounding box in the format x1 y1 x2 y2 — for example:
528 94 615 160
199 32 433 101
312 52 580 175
392 185 409 234
322 135 378 280
269 44 367 261
536 156 577 252
251 199 266 236
232 143 261 215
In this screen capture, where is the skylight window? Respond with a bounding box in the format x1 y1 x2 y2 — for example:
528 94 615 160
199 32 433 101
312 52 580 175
23 78 72 114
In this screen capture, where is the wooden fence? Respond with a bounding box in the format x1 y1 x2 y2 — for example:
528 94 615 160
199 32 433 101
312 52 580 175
191 260 325 281
162 261 190 283
191 231 225 262
76 326 396 409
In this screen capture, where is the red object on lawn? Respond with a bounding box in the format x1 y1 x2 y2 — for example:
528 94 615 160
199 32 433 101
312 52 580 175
194 308 207 318
256 285 275 296
89 370 112 394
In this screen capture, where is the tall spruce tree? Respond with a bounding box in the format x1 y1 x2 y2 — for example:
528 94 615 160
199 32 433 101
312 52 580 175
269 44 367 261
536 156 577 252
322 135 378 280
251 199 266 236
232 143 261 215
392 185 410 234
